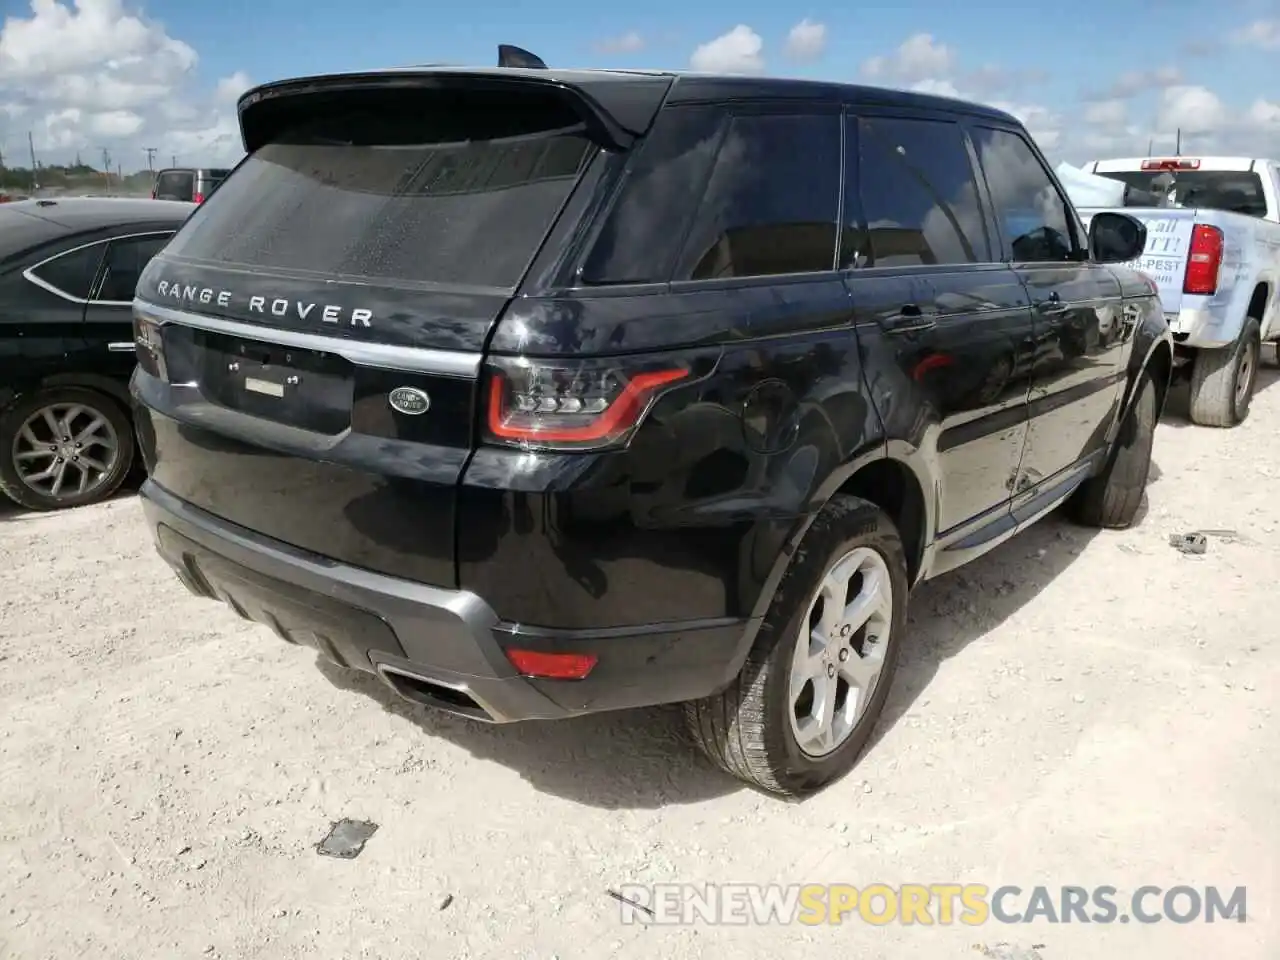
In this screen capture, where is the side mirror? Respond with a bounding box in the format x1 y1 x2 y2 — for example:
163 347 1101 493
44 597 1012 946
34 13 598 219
1088 211 1147 264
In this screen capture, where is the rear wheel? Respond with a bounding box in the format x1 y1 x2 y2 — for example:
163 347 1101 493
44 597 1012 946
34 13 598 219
1070 371 1157 529
0 387 135 511
1188 318 1260 427
683 495 908 797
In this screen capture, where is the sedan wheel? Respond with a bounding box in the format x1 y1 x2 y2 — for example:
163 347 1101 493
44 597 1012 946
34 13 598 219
0 387 135 511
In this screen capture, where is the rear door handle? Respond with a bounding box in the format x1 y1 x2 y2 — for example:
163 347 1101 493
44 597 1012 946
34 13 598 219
879 304 937 335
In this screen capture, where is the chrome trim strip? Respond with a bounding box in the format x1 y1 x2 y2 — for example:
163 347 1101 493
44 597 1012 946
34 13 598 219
133 300 482 378
22 230 176 306
107 342 136 352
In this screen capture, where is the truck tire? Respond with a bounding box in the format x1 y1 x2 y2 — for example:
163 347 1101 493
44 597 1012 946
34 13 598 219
1188 318 1261 427
0 386 135 512
683 495 908 797
1070 370 1156 529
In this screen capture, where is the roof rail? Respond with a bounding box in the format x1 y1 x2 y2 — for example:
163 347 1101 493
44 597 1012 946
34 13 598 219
497 44 547 69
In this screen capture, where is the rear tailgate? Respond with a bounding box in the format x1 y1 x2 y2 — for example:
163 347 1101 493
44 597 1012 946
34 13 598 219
132 73 666 587
1079 206 1199 314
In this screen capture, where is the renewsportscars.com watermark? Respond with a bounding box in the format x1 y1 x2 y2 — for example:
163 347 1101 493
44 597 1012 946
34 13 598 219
611 884 1247 926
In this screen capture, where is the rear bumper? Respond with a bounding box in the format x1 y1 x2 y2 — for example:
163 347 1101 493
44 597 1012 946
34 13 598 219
140 479 751 722
1169 307 1239 349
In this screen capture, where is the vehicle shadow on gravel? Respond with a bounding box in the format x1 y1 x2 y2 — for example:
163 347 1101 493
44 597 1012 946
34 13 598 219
317 493 1136 808
864 508 1113 762
0 463 146 522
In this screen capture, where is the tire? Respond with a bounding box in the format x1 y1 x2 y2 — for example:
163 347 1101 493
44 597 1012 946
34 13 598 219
1188 318 1261 427
1069 371 1157 529
683 495 909 797
0 386 136 512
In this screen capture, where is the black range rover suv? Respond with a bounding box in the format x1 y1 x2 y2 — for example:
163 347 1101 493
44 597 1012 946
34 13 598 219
130 59 1171 796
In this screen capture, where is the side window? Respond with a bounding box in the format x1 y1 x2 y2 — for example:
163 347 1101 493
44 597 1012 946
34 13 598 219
27 243 105 300
95 234 172 303
580 105 728 285
971 127 1077 263
850 116 990 268
673 112 841 281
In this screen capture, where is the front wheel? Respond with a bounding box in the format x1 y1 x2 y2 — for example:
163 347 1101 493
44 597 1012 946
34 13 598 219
0 386 136 511
1188 319 1261 427
1069 371 1157 529
683 495 909 797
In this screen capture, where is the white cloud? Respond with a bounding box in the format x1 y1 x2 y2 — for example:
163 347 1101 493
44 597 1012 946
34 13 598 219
783 18 826 63
690 25 765 73
1231 19 1280 50
1091 67 1182 101
1156 85 1228 135
214 70 252 104
0 0 246 172
1247 99 1280 127
861 33 954 85
1083 99 1127 127
593 30 645 55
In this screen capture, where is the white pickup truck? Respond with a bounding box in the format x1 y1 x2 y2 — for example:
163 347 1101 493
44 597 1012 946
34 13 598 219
1074 156 1280 427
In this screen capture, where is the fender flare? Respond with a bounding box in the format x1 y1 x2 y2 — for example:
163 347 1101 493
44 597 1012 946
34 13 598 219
1 371 134 419
743 439 935 626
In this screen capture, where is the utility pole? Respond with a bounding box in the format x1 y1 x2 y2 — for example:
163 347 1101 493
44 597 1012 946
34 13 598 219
100 147 111 190
1175 128 1181 156
1146 138 1152 157
27 131 38 191
171 154 177 168
143 146 157 171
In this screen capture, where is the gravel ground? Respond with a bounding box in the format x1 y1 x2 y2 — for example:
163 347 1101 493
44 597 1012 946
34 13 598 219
1 372 1277 960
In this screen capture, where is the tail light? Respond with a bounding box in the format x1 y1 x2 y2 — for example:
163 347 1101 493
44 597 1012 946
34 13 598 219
133 314 168 381
505 649 597 680
150 189 156 199
483 355 699 451
193 192 205 204
1183 224 1223 296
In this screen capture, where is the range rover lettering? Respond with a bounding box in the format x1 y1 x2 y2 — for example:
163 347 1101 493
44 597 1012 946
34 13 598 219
129 50 1170 796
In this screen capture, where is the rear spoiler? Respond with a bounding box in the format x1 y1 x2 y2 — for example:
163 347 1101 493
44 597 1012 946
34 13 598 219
237 54 670 154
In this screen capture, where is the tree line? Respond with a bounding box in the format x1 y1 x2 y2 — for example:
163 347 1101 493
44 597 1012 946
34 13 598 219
0 163 155 194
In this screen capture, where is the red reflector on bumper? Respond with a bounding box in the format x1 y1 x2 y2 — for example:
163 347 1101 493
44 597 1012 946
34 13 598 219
505 649 597 680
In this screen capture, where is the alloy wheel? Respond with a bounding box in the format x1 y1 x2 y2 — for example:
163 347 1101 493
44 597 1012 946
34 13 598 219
788 546 893 758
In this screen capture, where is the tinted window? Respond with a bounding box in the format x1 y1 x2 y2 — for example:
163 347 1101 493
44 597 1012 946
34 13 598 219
156 171 195 199
95 234 172 302
852 116 989 267
29 243 104 299
580 105 726 285
163 90 595 290
972 127 1076 262
673 112 841 281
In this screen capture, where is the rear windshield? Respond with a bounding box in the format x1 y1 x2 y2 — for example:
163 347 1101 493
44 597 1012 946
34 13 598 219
1094 170 1267 218
162 90 596 290
156 171 194 197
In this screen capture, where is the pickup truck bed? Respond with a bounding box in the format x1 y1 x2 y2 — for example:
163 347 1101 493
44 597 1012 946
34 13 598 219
1078 156 1280 427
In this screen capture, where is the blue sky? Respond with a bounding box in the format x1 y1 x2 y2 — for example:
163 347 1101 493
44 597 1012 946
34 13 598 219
0 0 1278 168
139 0 1276 108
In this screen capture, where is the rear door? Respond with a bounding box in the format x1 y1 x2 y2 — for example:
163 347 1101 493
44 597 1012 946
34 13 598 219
132 82 610 587
84 231 175 379
843 110 1035 543
970 125 1125 507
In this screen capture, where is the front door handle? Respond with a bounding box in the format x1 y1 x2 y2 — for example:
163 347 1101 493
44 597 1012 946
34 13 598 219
879 304 937 335
1034 291 1068 315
